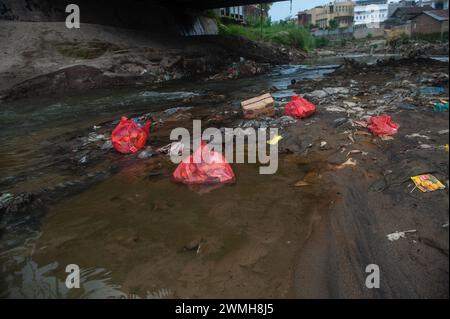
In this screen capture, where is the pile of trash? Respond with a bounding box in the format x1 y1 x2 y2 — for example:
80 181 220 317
207 58 269 81
235 115 297 129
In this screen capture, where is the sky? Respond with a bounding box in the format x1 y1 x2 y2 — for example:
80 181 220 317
269 0 329 21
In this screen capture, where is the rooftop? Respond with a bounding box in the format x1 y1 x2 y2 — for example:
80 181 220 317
421 9 449 21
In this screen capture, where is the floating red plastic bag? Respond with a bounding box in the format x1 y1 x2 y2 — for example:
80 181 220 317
367 115 399 136
111 116 151 154
172 142 235 185
284 95 316 119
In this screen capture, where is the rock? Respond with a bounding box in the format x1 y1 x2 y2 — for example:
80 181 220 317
164 106 192 116
323 87 349 95
333 117 349 128
343 101 357 108
138 147 157 159
316 50 336 57
0 192 42 216
305 87 349 100
0 193 14 210
305 90 328 99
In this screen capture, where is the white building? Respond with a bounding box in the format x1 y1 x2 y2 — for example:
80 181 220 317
421 0 449 9
354 0 389 27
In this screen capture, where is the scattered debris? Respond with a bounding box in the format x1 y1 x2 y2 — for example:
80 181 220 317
335 158 357 170
101 140 113 150
410 174 446 193
347 150 368 157
138 147 158 159
111 117 151 154
241 93 275 119
367 115 399 136
267 134 283 145
387 230 417 242
172 142 235 185
293 180 311 187
433 102 449 112
284 95 316 119
406 133 431 140
419 86 445 95
157 141 185 157
320 141 328 150
78 155 88 164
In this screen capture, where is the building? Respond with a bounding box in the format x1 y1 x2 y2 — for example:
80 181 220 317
297 6 326 27
390 5 434 21
354 0 389 27
421 0 449 9
387 0 416 18
216 4 266 24
410 9 449 35
297 1 354 29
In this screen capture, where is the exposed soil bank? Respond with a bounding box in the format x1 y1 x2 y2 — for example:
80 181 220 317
288 58 449 298
0 21 306 102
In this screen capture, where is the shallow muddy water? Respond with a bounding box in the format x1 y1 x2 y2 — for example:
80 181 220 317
0 55 403 298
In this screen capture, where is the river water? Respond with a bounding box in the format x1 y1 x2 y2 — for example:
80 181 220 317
0 55 392 298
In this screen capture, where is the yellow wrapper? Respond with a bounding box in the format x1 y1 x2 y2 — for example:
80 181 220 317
411 174 446 193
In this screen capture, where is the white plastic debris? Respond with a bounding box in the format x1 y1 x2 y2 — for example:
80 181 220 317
157 141 185 157
347 150 368 157
406 133 431 140
386 230 417 242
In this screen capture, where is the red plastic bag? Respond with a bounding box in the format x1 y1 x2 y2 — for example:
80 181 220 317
367 115 399 136
172 142 235 185
111 117 151 154
284 95 316 119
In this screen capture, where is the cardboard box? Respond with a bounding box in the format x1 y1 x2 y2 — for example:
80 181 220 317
241 93 275 119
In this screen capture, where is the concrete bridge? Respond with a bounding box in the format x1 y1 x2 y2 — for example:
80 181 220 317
1 0 292 33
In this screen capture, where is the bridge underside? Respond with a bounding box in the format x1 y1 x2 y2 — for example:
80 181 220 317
157 0 289 9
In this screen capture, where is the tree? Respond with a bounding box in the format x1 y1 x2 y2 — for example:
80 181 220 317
328 19 339 30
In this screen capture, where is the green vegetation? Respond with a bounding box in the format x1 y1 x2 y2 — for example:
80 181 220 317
55 41 121 59
412 32 449 43
328 19 339 30
219 21 318 52
315 36 331 48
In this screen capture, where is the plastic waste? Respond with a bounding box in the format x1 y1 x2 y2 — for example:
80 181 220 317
410 174 446 192
267 134 283 145
432 102 449 112
284 95 316 119
172 142 235 185
387 230 417 242
111 116 151 154
419 86 445 95
367 115 399 136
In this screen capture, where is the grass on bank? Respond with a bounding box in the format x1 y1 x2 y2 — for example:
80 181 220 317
219 22 326 52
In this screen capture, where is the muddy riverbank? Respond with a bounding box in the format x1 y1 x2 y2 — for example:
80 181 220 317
1 54 448 298
0 21 306 102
